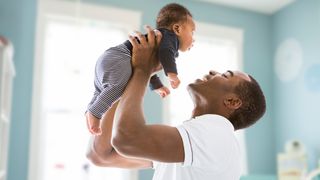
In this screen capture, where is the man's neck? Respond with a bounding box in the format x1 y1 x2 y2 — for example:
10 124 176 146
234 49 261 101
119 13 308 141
191 102 211 118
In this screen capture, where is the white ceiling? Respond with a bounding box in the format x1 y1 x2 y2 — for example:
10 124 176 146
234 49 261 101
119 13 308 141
195 0 295 14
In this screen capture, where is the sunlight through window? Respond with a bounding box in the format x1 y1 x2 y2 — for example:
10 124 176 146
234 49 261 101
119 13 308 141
31 2 141 180
42 19 131 180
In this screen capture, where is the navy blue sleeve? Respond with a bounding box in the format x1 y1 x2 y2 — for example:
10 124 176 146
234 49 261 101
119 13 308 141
158 29 179 75
149 74 163 90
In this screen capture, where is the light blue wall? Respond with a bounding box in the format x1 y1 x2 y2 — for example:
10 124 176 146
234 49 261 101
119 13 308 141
0 0 276 180
272 0 320 170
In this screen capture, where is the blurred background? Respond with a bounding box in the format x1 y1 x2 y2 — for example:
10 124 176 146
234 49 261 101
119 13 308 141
0 0 320 180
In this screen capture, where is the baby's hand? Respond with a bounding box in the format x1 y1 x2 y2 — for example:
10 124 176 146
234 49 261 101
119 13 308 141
167 73 181 89
85 112 102 135
155 86 171 98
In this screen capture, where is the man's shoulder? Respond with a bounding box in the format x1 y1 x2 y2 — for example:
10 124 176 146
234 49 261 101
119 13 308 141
175 114 240 173
177 114 236 147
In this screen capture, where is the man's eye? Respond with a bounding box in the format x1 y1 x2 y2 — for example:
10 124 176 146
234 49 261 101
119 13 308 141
222 74 227 78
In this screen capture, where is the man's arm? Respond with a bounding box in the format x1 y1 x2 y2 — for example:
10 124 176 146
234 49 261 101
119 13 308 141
86 101 152 169
112 26 185 163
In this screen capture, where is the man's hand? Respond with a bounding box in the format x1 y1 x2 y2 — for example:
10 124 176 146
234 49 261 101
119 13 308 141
128 26 162 75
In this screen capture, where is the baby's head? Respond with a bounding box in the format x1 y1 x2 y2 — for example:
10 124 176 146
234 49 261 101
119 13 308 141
156 3 195 52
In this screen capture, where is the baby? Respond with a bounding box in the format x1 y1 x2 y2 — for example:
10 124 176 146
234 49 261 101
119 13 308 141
86 3 195 135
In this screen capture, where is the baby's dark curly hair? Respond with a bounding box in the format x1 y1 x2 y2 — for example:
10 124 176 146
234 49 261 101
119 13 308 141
156 3 192 29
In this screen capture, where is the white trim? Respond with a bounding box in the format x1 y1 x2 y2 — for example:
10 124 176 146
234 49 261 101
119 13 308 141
28 3 46 179
196 0 295 14
29 1 141 180
38 0 141 31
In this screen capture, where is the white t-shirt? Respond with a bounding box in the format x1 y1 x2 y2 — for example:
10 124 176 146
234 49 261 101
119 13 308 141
152 114 241 180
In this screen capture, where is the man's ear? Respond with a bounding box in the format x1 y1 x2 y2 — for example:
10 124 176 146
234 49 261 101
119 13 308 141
223 94 242 110
172 24 181 35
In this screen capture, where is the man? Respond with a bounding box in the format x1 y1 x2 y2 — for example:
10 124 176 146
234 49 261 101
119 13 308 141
86 26 266 180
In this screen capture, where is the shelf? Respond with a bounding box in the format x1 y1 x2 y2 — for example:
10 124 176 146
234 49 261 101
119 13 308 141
0 113 9 123
0 170 5 179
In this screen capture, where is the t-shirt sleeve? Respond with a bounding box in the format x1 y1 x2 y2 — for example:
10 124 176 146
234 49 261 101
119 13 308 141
177 118 239 171
176 126 193 167
152 161 159 169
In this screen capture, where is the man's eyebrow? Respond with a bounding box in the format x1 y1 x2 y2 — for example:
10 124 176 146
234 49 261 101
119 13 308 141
227 70 234 77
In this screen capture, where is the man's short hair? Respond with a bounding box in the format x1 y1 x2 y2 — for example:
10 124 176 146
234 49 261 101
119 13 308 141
156 3 192 29
229 75 266 130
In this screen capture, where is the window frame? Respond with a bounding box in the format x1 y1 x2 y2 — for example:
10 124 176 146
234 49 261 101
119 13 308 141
29 1 141 180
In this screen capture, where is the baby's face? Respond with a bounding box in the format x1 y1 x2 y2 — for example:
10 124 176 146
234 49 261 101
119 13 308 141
178 16 195 52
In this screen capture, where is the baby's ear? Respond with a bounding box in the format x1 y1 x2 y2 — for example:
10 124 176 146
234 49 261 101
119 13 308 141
223 94 242 110
172 24 181 34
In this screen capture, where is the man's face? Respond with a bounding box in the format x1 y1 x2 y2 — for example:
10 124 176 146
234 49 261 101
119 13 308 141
187 70 251 100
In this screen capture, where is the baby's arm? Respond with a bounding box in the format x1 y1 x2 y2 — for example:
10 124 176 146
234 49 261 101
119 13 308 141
157 30 180 89
149 74 163 90
167 72 180 89
149 74 171 98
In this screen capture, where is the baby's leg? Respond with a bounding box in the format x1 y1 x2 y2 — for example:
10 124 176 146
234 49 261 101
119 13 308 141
88 44 132 119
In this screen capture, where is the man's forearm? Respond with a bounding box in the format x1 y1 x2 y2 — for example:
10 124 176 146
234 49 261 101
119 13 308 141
112 68 185 162
113 69 151 135
87 99 152 168
87 101 118 162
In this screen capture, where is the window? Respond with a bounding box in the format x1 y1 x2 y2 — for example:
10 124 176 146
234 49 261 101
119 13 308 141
30 1 141 180
163 22 248 175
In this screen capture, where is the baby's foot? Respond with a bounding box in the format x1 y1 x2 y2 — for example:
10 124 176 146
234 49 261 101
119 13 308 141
86 112 102 135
